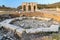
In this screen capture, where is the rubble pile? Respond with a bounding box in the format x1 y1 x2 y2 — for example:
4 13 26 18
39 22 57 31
0 27 20 40
0 26 53 40
0 27 53 40
0 14 19 22
21 32 52 40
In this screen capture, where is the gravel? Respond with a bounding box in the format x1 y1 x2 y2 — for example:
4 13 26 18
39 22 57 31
0 27 20 40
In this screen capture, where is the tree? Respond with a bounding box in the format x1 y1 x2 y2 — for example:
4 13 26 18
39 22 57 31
2 5 5 7
17 6 22 10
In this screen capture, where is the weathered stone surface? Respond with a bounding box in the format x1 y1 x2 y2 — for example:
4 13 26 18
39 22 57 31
0 17 59 37
16 28 25 37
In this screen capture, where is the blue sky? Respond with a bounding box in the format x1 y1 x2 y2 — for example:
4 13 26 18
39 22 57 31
0 0 60 8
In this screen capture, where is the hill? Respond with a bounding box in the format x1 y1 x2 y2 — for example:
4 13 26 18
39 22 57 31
47 2 60 8
0 5 17 11
17 2 60 9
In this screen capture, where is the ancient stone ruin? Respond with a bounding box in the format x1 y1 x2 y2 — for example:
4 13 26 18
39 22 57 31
22 2 37 12
0 17 59 40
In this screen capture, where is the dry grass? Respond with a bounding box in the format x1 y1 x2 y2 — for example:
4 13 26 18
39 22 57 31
20 11 60 22
0 11 20 17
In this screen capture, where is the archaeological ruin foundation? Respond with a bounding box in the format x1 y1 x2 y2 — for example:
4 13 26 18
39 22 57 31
0 17 59 40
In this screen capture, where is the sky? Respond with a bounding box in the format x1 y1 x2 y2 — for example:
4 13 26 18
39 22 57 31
0 0 60 8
